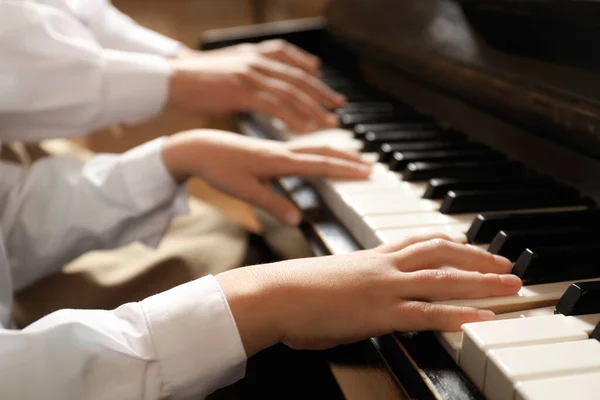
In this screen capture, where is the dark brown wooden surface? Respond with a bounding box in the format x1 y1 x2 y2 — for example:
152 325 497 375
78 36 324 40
325 0 600 160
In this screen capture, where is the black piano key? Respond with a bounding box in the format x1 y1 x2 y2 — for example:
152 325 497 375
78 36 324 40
362 130 458 152
338 102 398 114
488 227 600 260
322 78 358 89
341 112 431 129
402 160 525 182
323 78 373 90
343 92 390 102
555 281 600 316
591 322 600 342
338 108 398 119
388 149 504 171
467 209 600 244
512 244 600 284
354 122 439 138
423 176 555 199
379 141 486 163
440 187 582 214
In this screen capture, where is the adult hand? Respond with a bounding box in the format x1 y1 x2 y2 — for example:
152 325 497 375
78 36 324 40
161 129 371 225
216 234 522 357
168 40 345 133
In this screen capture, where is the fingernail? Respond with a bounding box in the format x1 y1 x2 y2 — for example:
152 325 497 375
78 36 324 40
477 309 496 321
284 211 301 226
499 274 522 286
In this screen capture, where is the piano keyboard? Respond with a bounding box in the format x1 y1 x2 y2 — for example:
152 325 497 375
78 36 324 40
255 65 600 400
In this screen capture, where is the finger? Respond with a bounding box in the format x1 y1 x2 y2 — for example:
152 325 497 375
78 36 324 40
394 302 497 332
252 91 313 133
253 59 345 109
375 232 460 254
251 74 338 130
287 145 371 165
397 238 513 274
400 270 522 302
233 177 302 226
259 39 321 76
279 153 372 180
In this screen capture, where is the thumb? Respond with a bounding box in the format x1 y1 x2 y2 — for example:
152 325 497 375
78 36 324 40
240 179 302 226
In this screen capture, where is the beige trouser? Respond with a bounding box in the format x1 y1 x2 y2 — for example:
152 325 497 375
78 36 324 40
5 142 313 328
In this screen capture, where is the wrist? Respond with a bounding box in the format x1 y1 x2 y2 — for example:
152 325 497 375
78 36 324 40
166 59 188 113
216 265 286 357
160 132 196 182
175 46 199 58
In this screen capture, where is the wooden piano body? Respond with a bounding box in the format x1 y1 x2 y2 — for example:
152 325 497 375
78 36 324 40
201 1 600 398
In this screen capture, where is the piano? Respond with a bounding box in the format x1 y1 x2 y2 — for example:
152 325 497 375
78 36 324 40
200 1 600 399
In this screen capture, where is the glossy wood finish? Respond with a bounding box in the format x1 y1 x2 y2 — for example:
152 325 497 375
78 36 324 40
326 0 600 160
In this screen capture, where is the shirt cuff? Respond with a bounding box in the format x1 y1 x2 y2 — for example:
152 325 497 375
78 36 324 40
141 275 247 398
101 49 171 127
120 23 183 56
103 7 182 56
118 136 189 246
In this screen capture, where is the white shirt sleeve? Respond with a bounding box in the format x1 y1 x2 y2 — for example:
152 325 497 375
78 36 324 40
0 275 247 400
0 137 189 291
34 0 183 56
0 1 172 140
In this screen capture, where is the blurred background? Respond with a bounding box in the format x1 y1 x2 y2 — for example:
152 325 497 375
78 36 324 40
69 0 331 230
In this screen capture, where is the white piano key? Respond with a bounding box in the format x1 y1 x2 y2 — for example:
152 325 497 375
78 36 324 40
515 370 600 400
436 306 556 362
326 163 393 189
366 212 477 231
437 331 464 362
333 180 404 194
436 278 600 314
459 313 600 389
288 129 362 151
361 152 381 163
335 180 427 196
262 115 362 147
346 193 442 216
485 339 600 400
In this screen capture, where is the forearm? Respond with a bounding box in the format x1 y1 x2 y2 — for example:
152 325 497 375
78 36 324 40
0 1 170 139
36 0 183 56
1 276 246 399
2 138 188 290
216 266 285 358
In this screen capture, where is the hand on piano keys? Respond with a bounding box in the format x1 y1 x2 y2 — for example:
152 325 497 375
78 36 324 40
218 233 520 355
167 39 346 133
248 64 600 400
160 129 371 227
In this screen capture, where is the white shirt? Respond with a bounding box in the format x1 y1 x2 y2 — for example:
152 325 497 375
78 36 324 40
0 1 248 398
0 0 183 140
0 139 247 399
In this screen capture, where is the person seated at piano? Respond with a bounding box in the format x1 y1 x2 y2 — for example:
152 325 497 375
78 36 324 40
0 126 521 398
0 0 347 324
2 0 342 141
